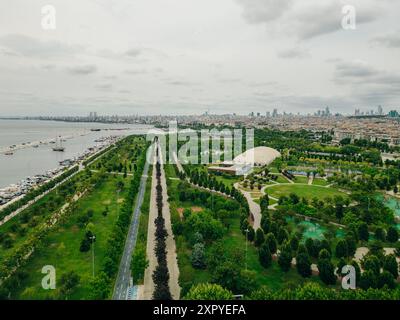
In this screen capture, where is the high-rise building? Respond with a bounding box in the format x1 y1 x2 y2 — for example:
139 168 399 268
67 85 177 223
272 109 278 117
325 106 330 116
378 105 383 115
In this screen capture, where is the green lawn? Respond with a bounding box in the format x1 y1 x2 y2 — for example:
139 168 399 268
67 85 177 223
265 184 347 201
275 175 289 184
312 178 329 186
213 175 239 189
11 175 131 299
293 176 309 184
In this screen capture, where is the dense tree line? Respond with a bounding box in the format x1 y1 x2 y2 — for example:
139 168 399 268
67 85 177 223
152 146 172 300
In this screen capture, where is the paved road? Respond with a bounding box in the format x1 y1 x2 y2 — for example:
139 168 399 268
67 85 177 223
141 142 180 300
113 145 152 300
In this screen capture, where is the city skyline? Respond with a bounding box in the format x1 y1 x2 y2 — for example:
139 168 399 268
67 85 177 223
0 0 400 116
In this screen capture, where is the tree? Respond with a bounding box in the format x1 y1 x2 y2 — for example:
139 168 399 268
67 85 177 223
289 236 299 252
363 255 381 276
59 271 80 299
296 252 312 278
375 227 386 242
383 254 399 279
387 226 399 243
278 242 292 272
254 229 265 247
346 237 357 256
305 238 318 258
318 249 331 260
277 227 289 244
359 270 377 290
79 237 91 252
335 240 348 259
247 226 255 242
212 260 240 292
184 283 233 300
317 258 336 285
259 243 272 268
131 245 149 284
377 271 396 289
358 222 369 241
261 215 270 233
237 270 258 295
191 243 206 269
265 233 278 254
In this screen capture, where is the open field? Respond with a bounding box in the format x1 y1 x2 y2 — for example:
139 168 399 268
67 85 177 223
10 175 131 299
312 178 329 186
266 184 347 201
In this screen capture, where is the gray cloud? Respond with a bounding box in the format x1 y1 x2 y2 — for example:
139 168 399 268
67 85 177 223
164 79 199 86
335 61 378 78
94 83 113 90
278 47 310 59
371 32 400 48
67 65 97 75
236 0 380 40
0 34 82 58
235 0 293 24
124 68 148 75
125 48 143 58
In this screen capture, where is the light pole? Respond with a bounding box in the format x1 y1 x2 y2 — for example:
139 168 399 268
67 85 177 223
90 235 96 277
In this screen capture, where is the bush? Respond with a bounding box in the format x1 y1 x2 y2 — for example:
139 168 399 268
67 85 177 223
191 243 206 269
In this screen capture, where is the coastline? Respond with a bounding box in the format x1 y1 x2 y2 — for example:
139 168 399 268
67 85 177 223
0 135 121 212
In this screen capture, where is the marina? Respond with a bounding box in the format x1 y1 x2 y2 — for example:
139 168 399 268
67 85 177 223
0 120 153 207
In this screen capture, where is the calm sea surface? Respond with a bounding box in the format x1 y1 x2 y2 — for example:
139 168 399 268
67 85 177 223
0 120 153 188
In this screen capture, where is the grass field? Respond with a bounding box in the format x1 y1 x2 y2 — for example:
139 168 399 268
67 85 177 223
265 184 347 201
312 178 329 186
11 175 131 299
293 176 309 184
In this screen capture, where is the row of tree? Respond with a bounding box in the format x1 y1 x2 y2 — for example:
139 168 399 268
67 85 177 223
152 145 172 300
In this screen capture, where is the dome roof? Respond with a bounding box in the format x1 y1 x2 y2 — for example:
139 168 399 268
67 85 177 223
233 146 281 166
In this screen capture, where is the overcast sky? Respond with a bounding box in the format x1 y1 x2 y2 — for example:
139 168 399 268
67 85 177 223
0 0 399 116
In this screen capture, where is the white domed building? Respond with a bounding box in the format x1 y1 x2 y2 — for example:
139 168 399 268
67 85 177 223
208 146 281 176
233 146 281 167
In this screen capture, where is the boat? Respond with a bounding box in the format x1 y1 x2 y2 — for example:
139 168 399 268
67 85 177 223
52 136 65 152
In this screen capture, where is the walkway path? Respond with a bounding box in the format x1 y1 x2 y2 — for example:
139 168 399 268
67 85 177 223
234 182 262 230
140 149 158 300
141 142 180 300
